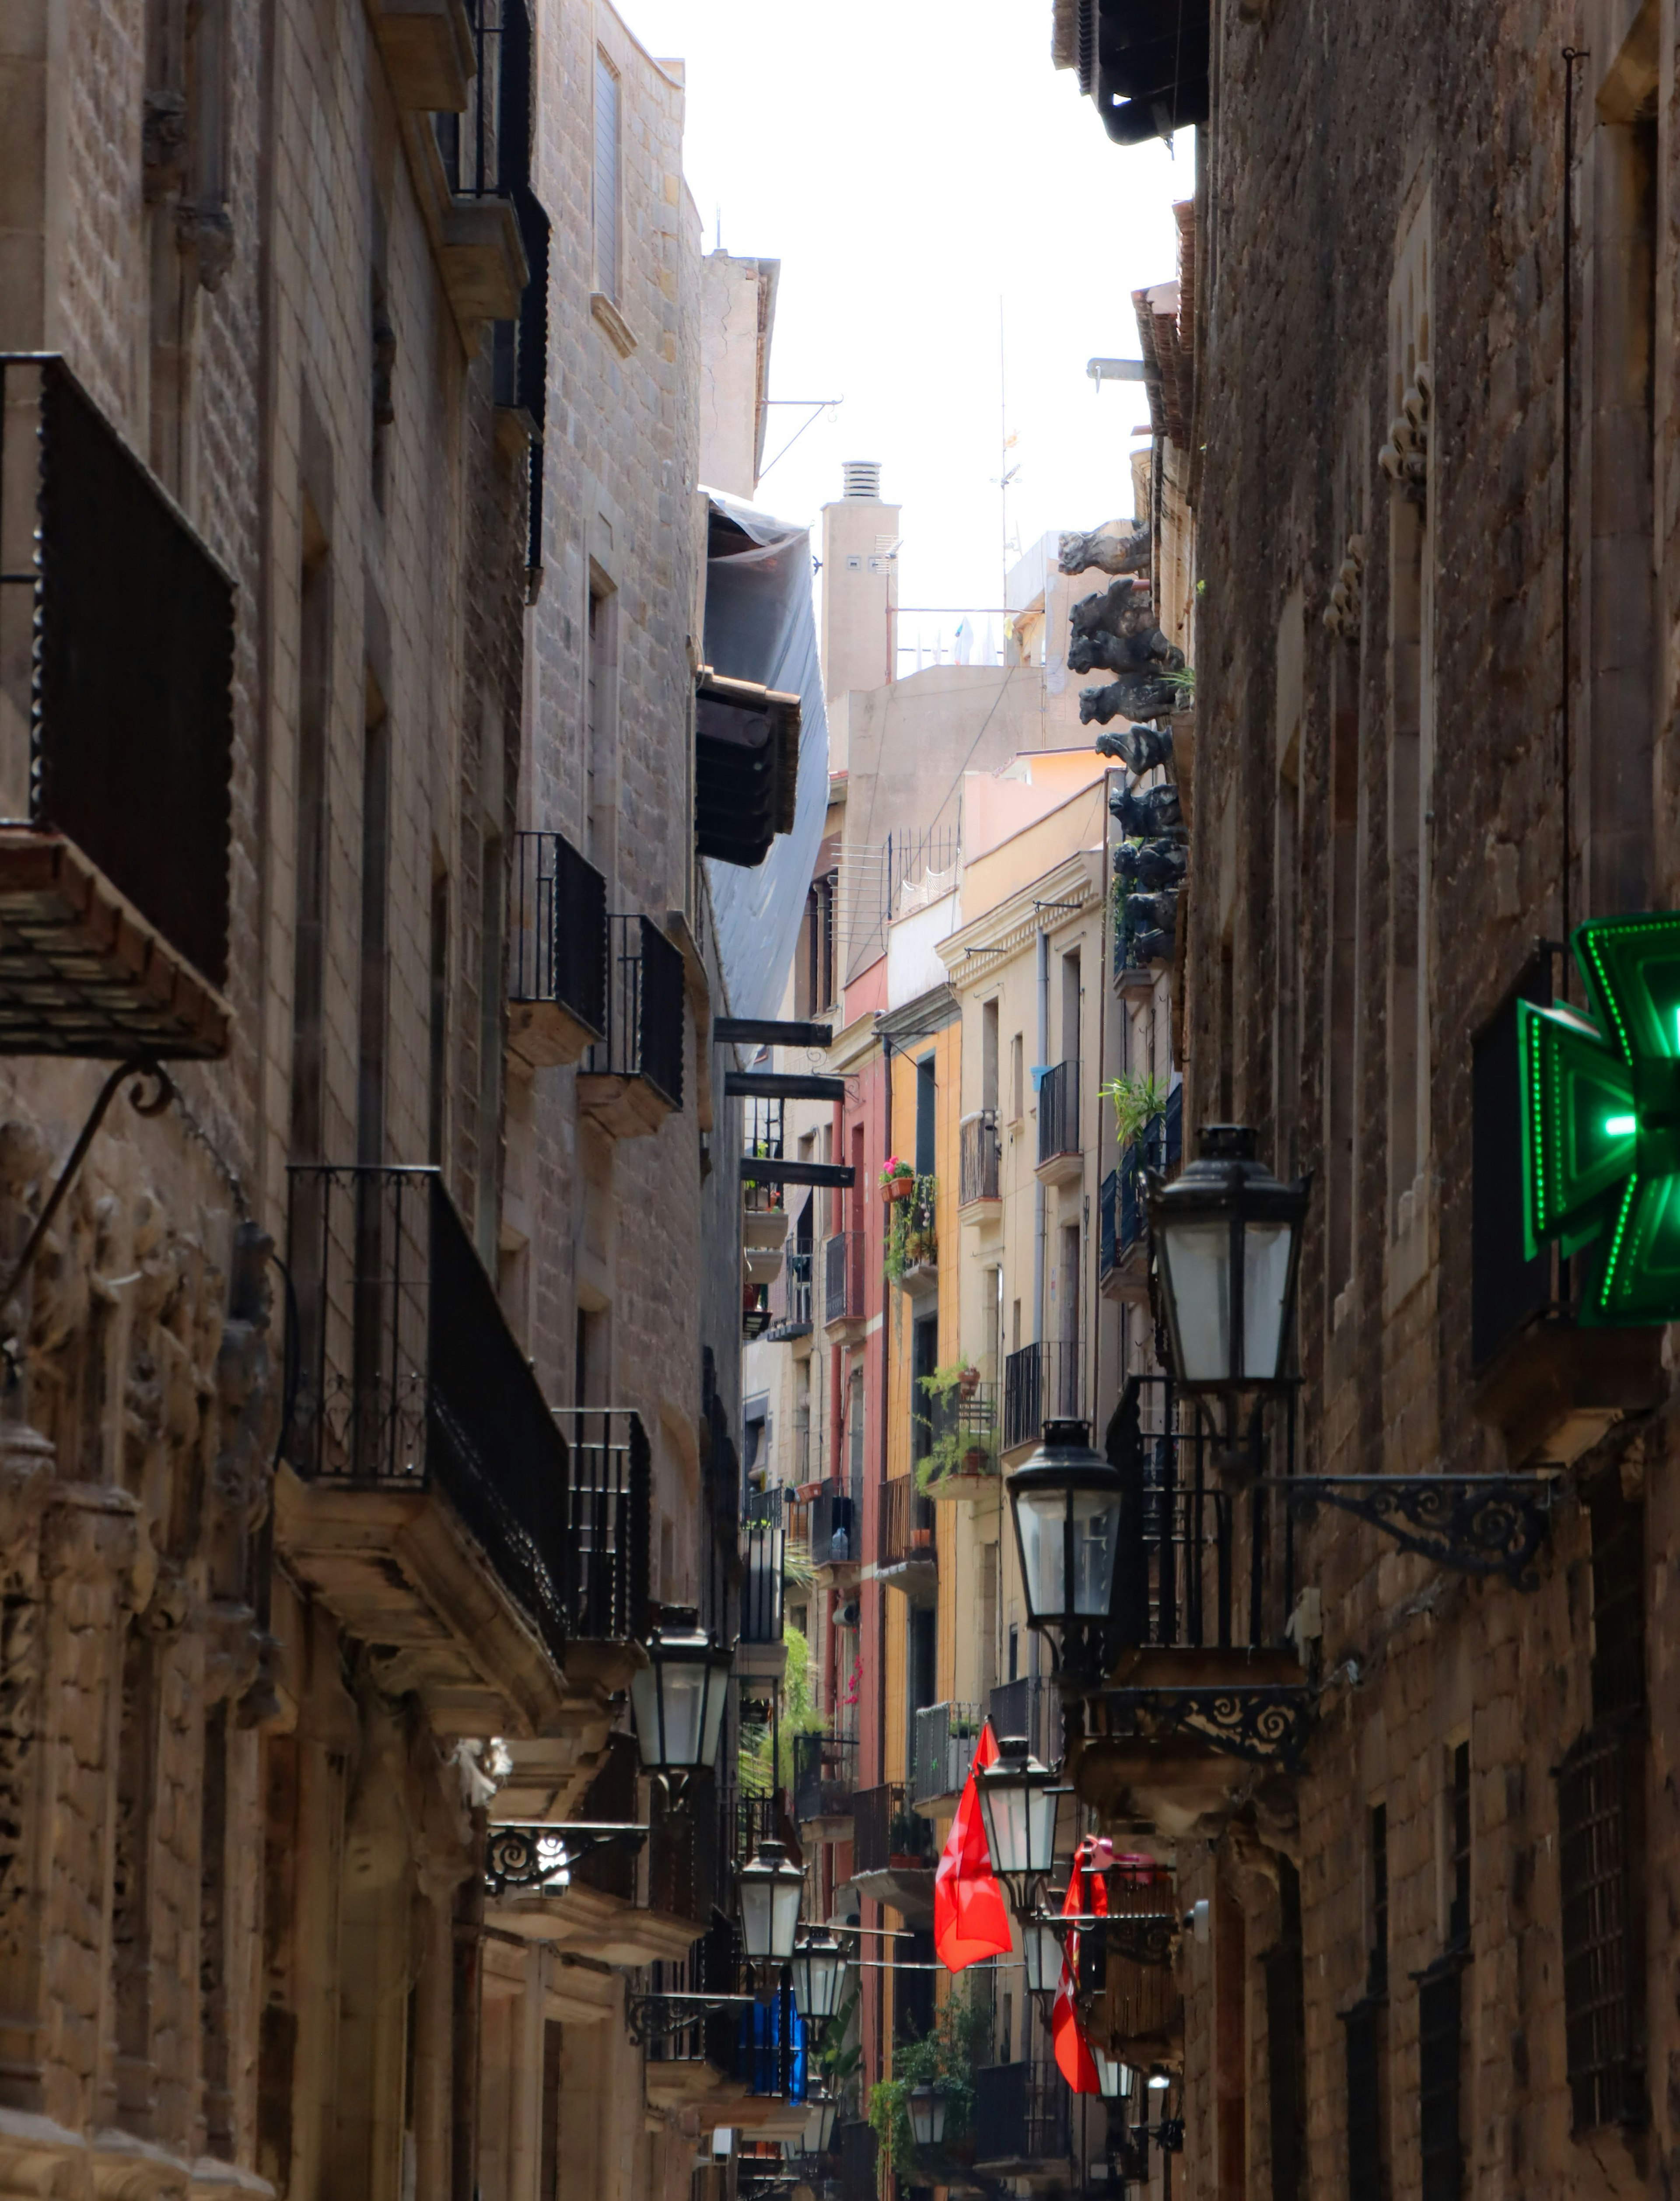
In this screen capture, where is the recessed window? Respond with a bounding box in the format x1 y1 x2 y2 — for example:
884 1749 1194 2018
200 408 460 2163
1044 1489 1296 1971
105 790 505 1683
592 54 620 301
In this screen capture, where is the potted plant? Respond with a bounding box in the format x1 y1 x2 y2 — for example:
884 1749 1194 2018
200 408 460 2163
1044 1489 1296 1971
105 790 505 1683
878 1156 915 1204
915 1364 994 1495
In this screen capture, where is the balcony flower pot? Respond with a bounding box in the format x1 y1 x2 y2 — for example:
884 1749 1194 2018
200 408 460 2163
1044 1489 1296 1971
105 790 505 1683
883 1177 915 1205
957 1365 981 1398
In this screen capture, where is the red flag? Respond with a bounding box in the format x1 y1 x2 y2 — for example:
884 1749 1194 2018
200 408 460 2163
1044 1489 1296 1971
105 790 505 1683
933 1722 1013 1972
1053 1837 1108 2094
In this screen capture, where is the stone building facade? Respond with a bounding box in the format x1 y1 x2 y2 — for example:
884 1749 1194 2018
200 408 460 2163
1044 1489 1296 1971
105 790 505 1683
0 2 787 2199
1048 3 1680 2198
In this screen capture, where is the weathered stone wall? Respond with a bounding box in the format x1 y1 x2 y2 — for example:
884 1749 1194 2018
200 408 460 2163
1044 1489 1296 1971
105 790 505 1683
1177 0 1680 2195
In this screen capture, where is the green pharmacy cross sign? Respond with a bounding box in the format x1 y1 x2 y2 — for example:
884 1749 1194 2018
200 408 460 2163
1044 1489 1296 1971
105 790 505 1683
1519 911 1680 1324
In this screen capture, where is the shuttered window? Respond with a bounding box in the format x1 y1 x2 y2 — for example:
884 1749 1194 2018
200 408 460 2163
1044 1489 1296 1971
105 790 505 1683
1342 1996 1382 2199
592 54 619 298
1558 1724 1644 2130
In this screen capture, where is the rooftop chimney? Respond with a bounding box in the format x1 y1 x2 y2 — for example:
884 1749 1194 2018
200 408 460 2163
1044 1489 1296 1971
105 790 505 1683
840 460 882 501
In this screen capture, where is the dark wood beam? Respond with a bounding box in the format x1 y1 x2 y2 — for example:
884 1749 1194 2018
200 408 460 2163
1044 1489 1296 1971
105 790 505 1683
724 1071 847 1103
716 1017 833 1049
740 1159 855 1188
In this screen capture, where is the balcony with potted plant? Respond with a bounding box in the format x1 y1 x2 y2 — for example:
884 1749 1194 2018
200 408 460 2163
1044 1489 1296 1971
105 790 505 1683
915 1363 998 1502
884 1169 938 1300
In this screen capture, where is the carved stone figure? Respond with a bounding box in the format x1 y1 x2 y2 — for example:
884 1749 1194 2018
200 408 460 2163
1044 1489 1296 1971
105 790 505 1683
1113 839 1187 894
1095 721 1174 774
1110 783 1185 839
1059 524 1152 577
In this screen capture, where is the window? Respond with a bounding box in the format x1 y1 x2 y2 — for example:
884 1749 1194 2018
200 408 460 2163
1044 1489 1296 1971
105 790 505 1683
1010 1032 1024 1122
289 516 330 1162
1344 1997 1383 2201
477 830 504 1261
914 1055 935 1177
1417 1954 1463 2201
1059 948 1081 1069
592 53 619 301
1274 586 1304 1174
427 863 450 1168
981 999 999 1111
1558 1725 1644 2129
584 579 617 883
1447 1742 1470 1946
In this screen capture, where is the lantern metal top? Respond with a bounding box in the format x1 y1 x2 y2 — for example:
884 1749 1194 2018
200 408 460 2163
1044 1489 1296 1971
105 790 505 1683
1004 1419 1124 1502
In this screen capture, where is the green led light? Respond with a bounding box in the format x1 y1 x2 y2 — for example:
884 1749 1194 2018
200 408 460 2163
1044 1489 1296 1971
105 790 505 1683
1519 911 1680 1325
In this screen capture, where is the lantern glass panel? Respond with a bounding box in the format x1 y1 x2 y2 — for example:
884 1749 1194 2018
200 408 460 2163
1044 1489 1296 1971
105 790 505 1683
738 1875 774 1960
1242 1220 1294 1380
1159 1219 1230 1383
802 2099 836 2155
700 1664 729 1769
1022 1918 1061 1996
770 1872 804 1961
791 1940 847 2022
908 2088 946 2148
979 1775 1029 1878
1015 1487 1120 1624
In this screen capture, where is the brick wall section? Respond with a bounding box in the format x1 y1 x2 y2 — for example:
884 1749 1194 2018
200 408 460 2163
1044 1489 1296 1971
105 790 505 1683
1176 1 1680 2196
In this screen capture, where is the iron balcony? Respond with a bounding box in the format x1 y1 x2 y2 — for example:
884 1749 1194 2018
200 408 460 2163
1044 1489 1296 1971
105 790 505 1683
0 355 233 1058
508 828 608 1069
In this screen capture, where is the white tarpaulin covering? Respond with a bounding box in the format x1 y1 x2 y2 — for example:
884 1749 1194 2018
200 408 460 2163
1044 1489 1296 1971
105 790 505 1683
701 489 830 1022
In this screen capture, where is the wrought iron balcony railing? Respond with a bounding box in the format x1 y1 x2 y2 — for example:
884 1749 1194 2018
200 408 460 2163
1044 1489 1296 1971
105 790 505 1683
793 1732 858 1824
741 1520 784 1645
808 1486 856 1567
988 1674 1063 1771
284 1164 574 1658
881 1476 936 1574
1002 1340 1082 1451
508 828 607 1066
823 1230 866 1326
960 1107 1001 1204
973 2062 1072 2169
0 355 233 1057
766 1245 813 1339
1036 1058 1079 1167
580 914 685 1128
911 1700 984 1809
548 1408 652 1645
853 1781 934 1875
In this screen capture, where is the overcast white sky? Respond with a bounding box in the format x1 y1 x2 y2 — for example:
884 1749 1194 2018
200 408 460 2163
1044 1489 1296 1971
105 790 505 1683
616 0 1194 660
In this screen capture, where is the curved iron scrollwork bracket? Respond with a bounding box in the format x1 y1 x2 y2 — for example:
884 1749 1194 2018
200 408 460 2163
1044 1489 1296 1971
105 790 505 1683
623 1990 760 2048
1052 1910 1179 1969
484 1820 648 1899
1100 1684 1315 1769
1269 1475 1556 1588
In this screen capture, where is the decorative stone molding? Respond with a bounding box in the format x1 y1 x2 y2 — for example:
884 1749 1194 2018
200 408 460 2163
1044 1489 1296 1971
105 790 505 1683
1379 364 1431 508
1322 533 1365 638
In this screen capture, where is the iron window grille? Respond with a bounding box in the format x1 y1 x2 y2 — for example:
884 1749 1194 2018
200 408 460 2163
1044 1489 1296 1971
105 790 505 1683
285 1164 574 1658
766 1246 813 1339
509 829 607 1035
852 1782 931 1874
880 1476 936 1575
973 2060 1071 2168
808 1485 854 1566
0 352 233 994
547 1408 652 1645
1099 1170 1120 1279
740 1521 784 1646
1556 1721 1646 2131
585 913 686 1108
1036 1058 1080 1166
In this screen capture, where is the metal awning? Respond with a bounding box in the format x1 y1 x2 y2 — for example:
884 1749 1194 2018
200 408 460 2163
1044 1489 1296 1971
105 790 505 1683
695 667 801 869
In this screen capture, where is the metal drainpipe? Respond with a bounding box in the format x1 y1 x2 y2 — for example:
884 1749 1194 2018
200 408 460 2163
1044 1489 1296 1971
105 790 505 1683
1033 926 1048 1345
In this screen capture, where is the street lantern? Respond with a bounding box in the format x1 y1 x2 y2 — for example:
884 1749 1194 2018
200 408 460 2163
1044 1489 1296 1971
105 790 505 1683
1005 1421 1124 1645
737 1838 804 1964
802 2093 838 2155
908 2084 948 2151
1146 1125 1307 1393
630 1606 733 1773
788 1930 850 2024
1092 2045 1131 2099
975 1736 1060 1912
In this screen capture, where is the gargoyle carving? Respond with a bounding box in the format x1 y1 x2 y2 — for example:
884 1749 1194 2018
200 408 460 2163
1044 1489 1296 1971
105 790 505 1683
1110 783 1184 839
1059 525 1151 578
1112 839 1186 894
1068 577 1186 680
1095 721 1174 774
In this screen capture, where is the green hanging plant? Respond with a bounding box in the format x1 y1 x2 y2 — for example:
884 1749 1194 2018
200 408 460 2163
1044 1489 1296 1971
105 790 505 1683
1101 1070 1169 1154
865 1979 991 2190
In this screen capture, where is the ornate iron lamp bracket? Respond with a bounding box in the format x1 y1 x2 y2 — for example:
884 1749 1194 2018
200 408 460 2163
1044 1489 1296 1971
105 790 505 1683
1050 1910 1179 1969
485 1821 648 1899
1269 1474 1556 1588
623 1990 761 2047
1099 1684 1315 1769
